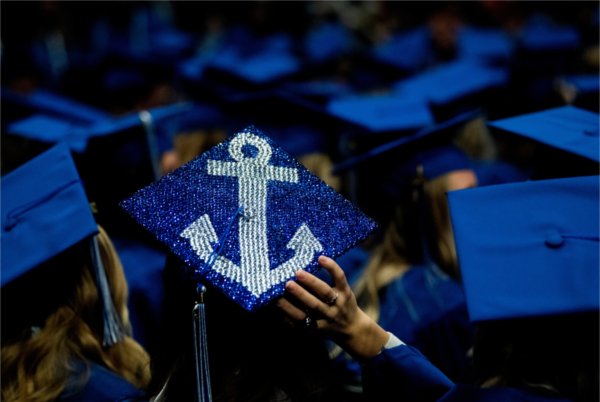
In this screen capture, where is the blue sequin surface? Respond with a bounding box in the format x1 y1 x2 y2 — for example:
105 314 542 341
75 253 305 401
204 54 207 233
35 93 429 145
120 126 377 311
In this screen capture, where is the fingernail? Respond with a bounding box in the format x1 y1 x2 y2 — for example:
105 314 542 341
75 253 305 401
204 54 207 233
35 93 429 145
295 269 305 279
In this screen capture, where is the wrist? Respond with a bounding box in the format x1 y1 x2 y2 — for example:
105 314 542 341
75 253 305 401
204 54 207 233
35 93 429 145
341 310 390 360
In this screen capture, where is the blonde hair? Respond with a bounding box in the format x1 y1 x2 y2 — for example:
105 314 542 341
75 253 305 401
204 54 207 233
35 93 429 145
353 172 459 322
1 226 151 402
297 152 341 192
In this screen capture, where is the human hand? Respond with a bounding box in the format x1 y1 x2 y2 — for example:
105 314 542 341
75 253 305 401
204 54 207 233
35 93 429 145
277 255 390 360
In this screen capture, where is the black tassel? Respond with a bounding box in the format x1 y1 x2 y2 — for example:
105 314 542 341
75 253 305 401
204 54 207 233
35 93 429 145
193 284 212 402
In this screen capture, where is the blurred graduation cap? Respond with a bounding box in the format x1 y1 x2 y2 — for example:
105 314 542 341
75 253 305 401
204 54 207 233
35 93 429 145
302 21 356 64
120 125 377 312
333 109 480 226
205 48 301 86
517 16 580 53
334 108 480 175
457 26 515 62
8 101 194 160
326 93 435 134
391 59 508 113
370 27 432 73
106 3 196 64
279 79 353 104
448 175 599 322
1 87 110 126
1 144 124 346
487 106 600 163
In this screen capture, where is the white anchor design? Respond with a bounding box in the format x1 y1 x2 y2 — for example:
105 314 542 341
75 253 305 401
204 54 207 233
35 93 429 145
180 132 323 297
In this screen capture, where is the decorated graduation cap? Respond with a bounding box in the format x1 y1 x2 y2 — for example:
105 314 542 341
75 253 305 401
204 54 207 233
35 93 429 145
487 106 599 163
447 175 599 322
1 144 125 346
120 125 377 312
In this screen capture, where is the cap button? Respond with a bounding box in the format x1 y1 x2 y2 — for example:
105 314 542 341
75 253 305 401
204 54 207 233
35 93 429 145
544 229 564 248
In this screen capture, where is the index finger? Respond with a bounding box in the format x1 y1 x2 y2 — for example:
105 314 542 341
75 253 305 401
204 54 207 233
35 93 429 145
317 256 350 289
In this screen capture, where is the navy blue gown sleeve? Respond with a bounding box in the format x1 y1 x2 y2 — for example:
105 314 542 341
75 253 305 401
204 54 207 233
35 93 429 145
59 362 148 402
362 344 454 402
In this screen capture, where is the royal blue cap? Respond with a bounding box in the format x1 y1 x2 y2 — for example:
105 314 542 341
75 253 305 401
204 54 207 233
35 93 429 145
334 109 480 175
518 16 580 52
327 93 435 133
448 175 599 322
1 88 110 125
392 60 509 106
1 144 98 287
207 48 301 85
457 26 515 62
303 22 355 63
120 126 377 311
488 106 600 163
7 114 90 153
370 26 432 73
7 102 194 157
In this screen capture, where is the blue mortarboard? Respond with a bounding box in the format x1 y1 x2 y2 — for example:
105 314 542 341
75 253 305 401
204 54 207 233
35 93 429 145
370 27 432 73
457 26 515 62
326 93 435 134
1 144 126 346
8 102 194 157
1 88 110 125
120 126 377 311
487 106 600 163
334 109 480 175
448 175 599 322
392 60 508 107
518 16 580 52
280 79 353 102
7 114 90 153
332 109 479 228
1 144 98 286
206 48 301 86
303 22 355 63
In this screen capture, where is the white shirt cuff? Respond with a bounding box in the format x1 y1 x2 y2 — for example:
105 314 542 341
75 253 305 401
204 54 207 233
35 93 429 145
383 331 405 349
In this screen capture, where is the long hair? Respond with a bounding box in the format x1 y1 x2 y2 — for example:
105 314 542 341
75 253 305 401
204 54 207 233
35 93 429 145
353 172 459 322
1 226 151 402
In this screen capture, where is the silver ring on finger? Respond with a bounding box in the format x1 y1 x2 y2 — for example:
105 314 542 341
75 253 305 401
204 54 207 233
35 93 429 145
324 291 339 306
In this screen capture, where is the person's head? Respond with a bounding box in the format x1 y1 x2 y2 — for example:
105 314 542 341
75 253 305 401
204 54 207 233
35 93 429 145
364 143 477 275
353 162 476 321
448 175 600 401
1 145 150 402
1 225 151 402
